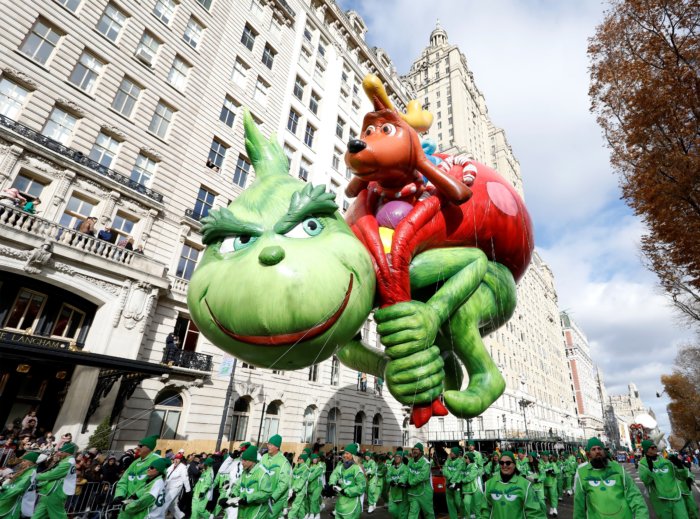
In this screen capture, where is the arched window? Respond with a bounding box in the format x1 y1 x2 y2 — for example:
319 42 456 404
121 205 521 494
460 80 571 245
301 406 316 443
327 407 340 445
353 411 365 445
263 400 281 439
371 413 382 444
146 389 183 440
230 397 250 442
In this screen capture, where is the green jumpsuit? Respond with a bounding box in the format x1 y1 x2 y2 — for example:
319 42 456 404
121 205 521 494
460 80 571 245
481 473 546 519
118 477 166 519
442 456 464 519
306 461 324 516
259 451 291 519
363 458 380 507
562 455 576 494
573 460 648 519
386 461 408 519
328 461 366 519
460 459 480 518
639 456 688 519
555 457 564 498
32 457 75 519
191 466 213 519
524 463 546 515
228 463 272 519
115 453 162 499
0 467 36 519
516 457 529 476
376 459 387 505
542 459 559 509
677 466 699 519
407 456 434 519
288 462 309 519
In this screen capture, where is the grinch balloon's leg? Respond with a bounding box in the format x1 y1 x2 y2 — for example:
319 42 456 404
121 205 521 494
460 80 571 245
375 248 488 424
439 262 517 417
336 335 389 377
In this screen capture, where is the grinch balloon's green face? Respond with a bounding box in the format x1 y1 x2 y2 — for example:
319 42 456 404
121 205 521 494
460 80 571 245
187 112 375 369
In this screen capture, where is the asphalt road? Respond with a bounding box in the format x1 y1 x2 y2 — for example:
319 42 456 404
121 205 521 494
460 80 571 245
317 463 700 518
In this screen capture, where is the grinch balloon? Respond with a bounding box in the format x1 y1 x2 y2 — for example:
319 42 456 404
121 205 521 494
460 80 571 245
187 76 534 427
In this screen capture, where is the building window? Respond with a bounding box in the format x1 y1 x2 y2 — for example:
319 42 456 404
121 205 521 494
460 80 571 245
0 78 29 120
287 109 299 134
4 289 47 332
183 17 203 49
196 0 211 10
308 364 319 382
327 407 339 444
309 91 319 115
42 107 77 145
283 144 294 167
219 96 237 127
167 56 190 91
153 0 176 25
332 151 340 171
59 193 94 229
68 51 104 93
111 211 138 239
335 117 345 139
97 4 127 43
233 155 250 187
176 243 200 280
57 0 81 12
372 413 382 444
253 77 268 106
146 389 183 440
230 397 250 442
51 303 85 340
20 19 62 65
175 315 200 351
317 42 326 57
231 58 248 89
303 124 316 148
111 77 141 117
88 132 120 168
262 44 276 69
293 76 305 100
193 186 215 219
262 400 281 439
149 101 174 139
240 24 256 51
353 412 364 445
303 27 312 43
12 173 46 199
330 356 339 386
135 31 160 65
208 138 227 170
298 162 309 182
302 406 316 443
131 154 157 186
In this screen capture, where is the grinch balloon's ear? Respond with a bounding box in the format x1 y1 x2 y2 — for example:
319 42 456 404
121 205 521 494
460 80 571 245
243 109 288 178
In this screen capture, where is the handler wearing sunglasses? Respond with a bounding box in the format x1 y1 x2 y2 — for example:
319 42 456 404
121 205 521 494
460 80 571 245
480 451 546 519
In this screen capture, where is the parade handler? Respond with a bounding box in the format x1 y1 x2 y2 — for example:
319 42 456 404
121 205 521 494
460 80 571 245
306 454 324 519
443 447 464 519
386 450 408 519
118 457 169 519
542 451 560 517
407 443 434 519
638 440 688 519
191 458 214 519
573 437 648 519
259 434 291 519
363 451 380 513
220 446 271 519
0 452 39 519
32 443 77 519
288 453 309 519
480 451 544 519
669 455 699 519
328 443 366 519
114 436 161 505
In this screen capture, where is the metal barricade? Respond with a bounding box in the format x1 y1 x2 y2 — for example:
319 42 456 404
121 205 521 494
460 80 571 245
64 481 118 518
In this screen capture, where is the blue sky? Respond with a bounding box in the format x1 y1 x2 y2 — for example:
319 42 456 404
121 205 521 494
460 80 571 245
337 0 694 435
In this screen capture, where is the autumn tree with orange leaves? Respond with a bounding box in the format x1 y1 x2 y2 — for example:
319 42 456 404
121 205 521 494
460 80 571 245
661 345 700 445
589 0 700 323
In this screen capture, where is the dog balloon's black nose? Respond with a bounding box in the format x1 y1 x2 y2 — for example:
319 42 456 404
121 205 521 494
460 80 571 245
347 139 367 154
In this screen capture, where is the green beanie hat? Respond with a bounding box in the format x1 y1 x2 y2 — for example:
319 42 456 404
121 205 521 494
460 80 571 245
139 435 158 451
59 442 77 454
413 442 424 453
22 451 40 463
203 458 214 466
343 443 359 456
541 450 550 456
268 434 282 448
451 447 461 455
500 450 514 460
311 454 319 460
529 451 539 460
586 437 605 451
150 457 170 475
466 452 475 461
300 454 309 462
468 440 475 446
394 450 403 458
241 445 258 462
641 439 655 452
240 442 251 448
517 448 525 454
302 447 311 453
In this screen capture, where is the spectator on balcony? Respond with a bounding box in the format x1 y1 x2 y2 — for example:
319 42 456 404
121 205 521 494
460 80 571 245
97 226 117 244
165 333 181 365
22 197 40 214
135 244 145 254
0 187 25 207
117 236 134 250
77 216 97 236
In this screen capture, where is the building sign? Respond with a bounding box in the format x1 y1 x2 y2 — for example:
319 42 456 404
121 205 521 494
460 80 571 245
217 354 235 379
0 329 70 350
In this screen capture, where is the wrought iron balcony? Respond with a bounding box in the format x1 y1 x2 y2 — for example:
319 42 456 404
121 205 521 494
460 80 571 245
162 348 213 372
0 114 165 203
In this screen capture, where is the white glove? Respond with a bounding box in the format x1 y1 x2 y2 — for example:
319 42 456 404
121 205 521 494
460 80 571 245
227 497 240 507
332 485 342 493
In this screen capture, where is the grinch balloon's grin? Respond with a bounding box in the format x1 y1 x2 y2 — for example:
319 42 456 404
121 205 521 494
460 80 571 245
204 274 354 346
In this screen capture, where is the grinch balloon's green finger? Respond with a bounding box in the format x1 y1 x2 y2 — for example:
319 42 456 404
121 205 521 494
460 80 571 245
384 345 442 373
382 340 426 359
376 316 421 336
389 357 447 384
388 385 443 407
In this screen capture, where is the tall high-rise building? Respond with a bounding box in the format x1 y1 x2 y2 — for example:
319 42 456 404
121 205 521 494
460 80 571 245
404 23 582 444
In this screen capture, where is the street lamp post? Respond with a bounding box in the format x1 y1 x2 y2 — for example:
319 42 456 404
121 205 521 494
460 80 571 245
215 358 238 452
519 398 534 442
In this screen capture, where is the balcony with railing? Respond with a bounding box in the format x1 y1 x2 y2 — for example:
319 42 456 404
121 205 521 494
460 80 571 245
162 348 213 372
0 114 165 204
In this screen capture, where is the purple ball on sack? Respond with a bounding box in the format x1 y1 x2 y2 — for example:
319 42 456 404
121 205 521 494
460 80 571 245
375 201 414 229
